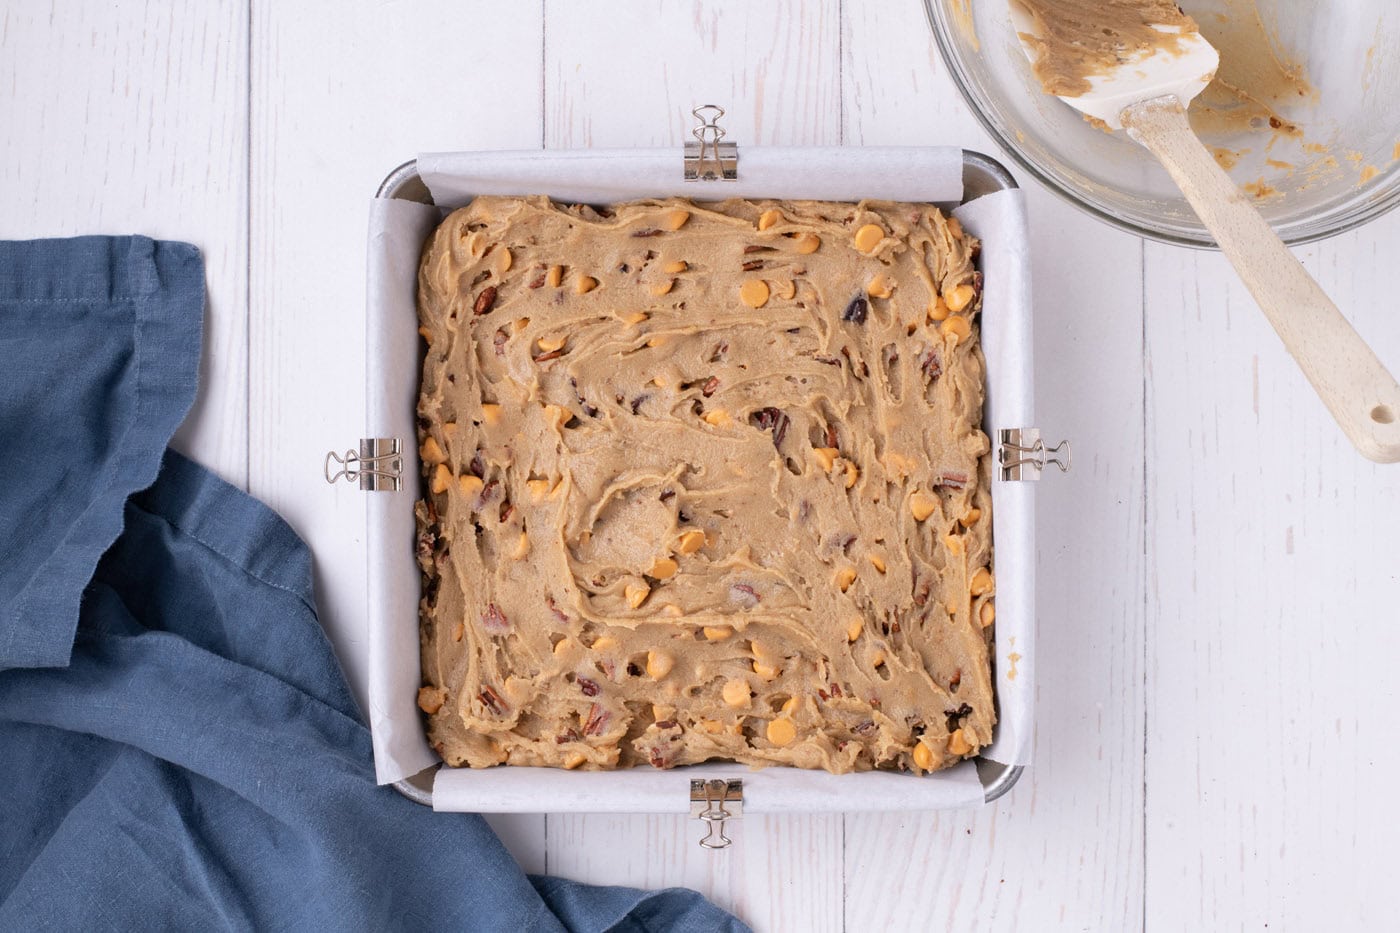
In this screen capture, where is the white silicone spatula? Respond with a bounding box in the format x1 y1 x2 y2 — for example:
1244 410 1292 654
1011 3 1400 463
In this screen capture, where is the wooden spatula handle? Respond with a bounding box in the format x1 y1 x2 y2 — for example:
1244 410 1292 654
1124 95 1400 464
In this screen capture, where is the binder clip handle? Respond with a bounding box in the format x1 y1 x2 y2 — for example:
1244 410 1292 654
324 448 361 486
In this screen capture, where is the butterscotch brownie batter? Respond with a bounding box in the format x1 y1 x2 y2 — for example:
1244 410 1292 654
414 195 995 774
1014 0 1202 98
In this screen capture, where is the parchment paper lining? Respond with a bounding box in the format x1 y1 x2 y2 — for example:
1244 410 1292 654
363 147 1033 811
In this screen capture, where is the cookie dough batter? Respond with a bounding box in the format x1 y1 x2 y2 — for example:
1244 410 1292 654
1014 0 1202 98
415 195 994 774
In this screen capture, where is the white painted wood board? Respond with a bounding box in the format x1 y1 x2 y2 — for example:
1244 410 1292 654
6 0 1400 929
1144 220 1400 931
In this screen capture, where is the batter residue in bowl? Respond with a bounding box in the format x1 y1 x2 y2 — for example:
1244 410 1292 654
1012 0 1201 98
1188 0 1312 142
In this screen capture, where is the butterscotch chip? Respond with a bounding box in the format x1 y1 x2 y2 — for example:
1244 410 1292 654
722 679 752 707
766 718 797 746
417 686 447 715
420 436 445 464
909 490 937 521
854 223 884 253
430 464 451 495
739 279 769 308
676 530 706 554
414 196 991 774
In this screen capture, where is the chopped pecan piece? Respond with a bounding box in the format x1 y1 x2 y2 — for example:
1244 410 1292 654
842 296 869 324
473 285 498 316
416 527 437 563
546 595 571 623
578 677 601 697
476 479 501 510
921 347 943 380
729 583 760 608
477 685 507 716
583 703 611 736
748 407 790 448
481 602 510 634
945 702 973 732
935 471 969 490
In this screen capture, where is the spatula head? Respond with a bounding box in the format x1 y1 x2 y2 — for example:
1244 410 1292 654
1010 1 1220 130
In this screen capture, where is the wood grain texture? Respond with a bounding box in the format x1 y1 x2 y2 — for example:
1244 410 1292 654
0 0 250 487
841 7 1146 931
1144 214 1400 930
542 0 841 149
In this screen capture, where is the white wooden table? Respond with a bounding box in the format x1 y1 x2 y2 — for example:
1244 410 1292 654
5 2 1399 929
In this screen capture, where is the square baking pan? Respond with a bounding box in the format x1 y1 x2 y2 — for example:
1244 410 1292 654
340 132 1065 839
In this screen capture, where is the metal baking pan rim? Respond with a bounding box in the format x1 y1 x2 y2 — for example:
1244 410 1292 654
378 149 1025 809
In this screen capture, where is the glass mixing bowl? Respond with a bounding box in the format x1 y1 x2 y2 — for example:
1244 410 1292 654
926 0 1400 246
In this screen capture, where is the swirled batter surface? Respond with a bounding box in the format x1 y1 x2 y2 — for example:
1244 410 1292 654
415 195 995 774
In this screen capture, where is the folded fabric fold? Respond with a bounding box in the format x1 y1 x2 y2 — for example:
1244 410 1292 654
0 236 746 932
0 236 203 670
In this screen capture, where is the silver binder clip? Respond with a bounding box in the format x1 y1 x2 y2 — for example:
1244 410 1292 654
998 428 1071 481
683 105 738 181
690 778 743 849
324 438 403 492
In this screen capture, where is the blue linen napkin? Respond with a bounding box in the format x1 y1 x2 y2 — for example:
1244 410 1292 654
0 236 746 933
